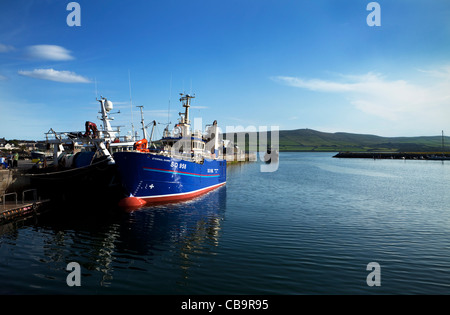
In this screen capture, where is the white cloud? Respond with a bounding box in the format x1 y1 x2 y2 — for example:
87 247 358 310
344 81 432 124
0 43 15 53
274 76 354 92
417 65 450 79
273 68 450 122
26 45 74 61
18 68 91 83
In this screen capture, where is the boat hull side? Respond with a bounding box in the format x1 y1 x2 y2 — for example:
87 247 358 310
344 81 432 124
114 152 226 203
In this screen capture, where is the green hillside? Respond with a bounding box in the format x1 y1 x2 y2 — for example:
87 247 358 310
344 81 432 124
224 129 449 152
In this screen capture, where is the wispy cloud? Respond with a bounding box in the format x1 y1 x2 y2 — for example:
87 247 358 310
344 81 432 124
273 75 355 93
417 65 450 79
26 45 74 61
273 68 450 122
0 43 15 53
18 68 91 83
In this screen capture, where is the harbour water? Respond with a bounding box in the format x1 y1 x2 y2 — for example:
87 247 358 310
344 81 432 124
1 152 450 295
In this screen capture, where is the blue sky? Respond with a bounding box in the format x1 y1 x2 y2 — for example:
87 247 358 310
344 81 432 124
1 0 450 140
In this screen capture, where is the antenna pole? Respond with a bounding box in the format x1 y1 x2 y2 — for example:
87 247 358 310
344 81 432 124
129 70 135 141
168 74 172 125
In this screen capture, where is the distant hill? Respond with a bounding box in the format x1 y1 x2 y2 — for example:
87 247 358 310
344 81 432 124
224 128 449 152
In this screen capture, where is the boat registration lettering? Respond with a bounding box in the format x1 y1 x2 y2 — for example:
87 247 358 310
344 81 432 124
207 168 219 173
171 161 187 169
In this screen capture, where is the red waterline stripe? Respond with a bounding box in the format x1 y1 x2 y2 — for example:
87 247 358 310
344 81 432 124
140 182 226 203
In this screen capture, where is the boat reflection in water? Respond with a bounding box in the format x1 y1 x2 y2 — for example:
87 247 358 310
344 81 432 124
34 184 226 292
122 184 226 263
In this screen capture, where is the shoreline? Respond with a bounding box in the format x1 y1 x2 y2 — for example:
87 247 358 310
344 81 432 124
333 151 450 160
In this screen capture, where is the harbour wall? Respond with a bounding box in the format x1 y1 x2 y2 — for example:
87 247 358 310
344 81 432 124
0 161 34 196
226 152 257 164
333 152 450 160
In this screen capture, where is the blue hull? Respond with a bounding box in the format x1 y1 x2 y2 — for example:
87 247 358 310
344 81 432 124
114 152 226 203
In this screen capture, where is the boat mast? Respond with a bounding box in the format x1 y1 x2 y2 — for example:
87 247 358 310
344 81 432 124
178 93 194 137
179 93 194 125
137 105 149 141
97 96 116 139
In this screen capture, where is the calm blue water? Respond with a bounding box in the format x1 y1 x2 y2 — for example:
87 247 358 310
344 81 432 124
1 152 450 294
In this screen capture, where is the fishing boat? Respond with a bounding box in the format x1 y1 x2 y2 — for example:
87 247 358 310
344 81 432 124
25 97 134 205
114 93 226 208
26 129 119 204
